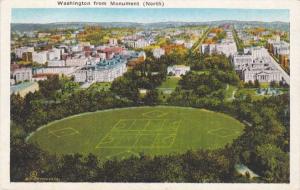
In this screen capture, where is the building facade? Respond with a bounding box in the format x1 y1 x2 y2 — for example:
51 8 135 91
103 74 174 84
32 51 48 64
11 67 32 83
73 57 127 83
167 65 190 77
153 48 165 58
233 47 284 83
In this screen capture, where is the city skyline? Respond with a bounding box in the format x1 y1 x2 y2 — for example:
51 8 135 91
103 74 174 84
12 8 289 24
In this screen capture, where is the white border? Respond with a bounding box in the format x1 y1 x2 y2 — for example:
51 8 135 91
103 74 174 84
1 0 300 189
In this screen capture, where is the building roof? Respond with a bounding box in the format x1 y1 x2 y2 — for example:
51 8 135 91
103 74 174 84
81 56 126 71
10 82 37 94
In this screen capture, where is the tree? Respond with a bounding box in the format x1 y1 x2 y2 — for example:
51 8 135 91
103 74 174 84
143 89 159 105
270 80 278 88
254 144 289 182
38 75 62 99
11 94 24 124
254 79 260 88
111 76 139 102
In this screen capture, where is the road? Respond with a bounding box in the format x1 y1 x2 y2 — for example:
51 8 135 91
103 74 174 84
191 27 212 53
267 52 290 85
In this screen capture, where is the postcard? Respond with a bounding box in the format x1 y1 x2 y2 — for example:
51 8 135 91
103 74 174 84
0 0 300 189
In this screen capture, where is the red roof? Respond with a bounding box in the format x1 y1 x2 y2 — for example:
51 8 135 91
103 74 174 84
102 47 123 54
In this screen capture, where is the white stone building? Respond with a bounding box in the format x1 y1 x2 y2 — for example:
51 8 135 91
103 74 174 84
269 40 290 56
233 47 284 83
109 38 118 46
47 60 66 67
184 42 194 49
33 67 77 76
125 39 150 49
15 47 34 59
71 45 83 52
201 31 237 57
251 47 269 59
153 48 165 59
32 51 48 64
66 57 88 67
73 57 127 83
167 65 190 77
11 67 32 83
47 48 62 61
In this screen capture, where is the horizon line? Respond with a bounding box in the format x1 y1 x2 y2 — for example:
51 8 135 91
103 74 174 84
11 20 290 24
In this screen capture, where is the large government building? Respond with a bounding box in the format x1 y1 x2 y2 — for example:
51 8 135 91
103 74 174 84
73 56 127 83
233 47 284 83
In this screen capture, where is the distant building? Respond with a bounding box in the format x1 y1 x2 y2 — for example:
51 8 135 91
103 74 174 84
33 67 76 76
47 48 62 61
102 47 123 59
201 43 237 57
242 60 282 83
98 53 107 60
167 65 190 77
47 60 66 67
268 39 290 56
22 52 33 62
109 38 118 46
251 46 269 59
65 57 88 67
10 82 39 97
11 67 32 83
87 57 101 65
174 40 185 45
38 33 51 38
73 56 127 83
125 39 149 49
153 48 165 58
79 42 91 47
32 51 48 64
15 47 34 59
233 47 284 83
184 42 194 49
201 31 237 57
32 75 48 82
71 45 83 52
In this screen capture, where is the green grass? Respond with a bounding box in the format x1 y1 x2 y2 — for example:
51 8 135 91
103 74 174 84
225 85 237 101
158 76 180 89
28 106 244 160
157 77 180 101
191 70 210 75
260 83 270 88
88 82 111 92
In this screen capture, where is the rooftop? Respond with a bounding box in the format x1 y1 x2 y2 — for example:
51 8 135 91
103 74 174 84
10 82 37 94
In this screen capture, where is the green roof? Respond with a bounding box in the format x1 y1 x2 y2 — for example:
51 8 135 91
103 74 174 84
10 82 37 94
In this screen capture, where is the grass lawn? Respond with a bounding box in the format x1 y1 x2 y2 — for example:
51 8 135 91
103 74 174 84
260 82 270 88
158 76 180 89
88 82 111 92
157 77 180 102
191 70 210 75
225 84 237 101
28 106 244 160
157 76 180 102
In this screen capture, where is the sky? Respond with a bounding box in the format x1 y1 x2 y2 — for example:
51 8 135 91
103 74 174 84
11 8 289 23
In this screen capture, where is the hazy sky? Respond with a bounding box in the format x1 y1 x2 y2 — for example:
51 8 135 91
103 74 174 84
12 8 289 23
